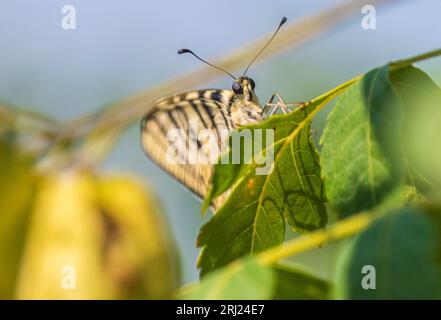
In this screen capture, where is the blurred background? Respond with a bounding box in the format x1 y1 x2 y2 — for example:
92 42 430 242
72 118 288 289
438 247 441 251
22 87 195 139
0 0 440 285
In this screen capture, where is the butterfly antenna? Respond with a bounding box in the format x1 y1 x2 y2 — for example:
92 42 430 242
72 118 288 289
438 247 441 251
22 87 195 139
243 17 287 77
178 49 237 80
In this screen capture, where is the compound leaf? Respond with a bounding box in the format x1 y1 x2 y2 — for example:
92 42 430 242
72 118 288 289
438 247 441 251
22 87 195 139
198 100 328 275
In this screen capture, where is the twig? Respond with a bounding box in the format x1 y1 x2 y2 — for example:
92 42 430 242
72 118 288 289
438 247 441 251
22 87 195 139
257 211 374 265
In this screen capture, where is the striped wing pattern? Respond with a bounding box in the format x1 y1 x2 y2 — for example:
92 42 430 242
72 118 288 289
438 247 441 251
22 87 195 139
141 89 236 210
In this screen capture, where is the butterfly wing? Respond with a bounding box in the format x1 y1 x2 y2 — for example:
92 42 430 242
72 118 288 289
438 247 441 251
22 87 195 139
141 89 236 210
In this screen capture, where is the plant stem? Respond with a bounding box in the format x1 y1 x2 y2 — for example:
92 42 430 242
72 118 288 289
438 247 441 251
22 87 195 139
391 48 441 69
257 211 375 265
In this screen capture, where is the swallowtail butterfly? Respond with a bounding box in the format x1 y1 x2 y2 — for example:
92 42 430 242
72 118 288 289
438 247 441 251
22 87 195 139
141 17 295 211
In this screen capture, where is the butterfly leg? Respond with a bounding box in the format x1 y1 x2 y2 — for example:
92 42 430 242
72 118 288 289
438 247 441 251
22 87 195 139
260 92 277 116
261 92 303 117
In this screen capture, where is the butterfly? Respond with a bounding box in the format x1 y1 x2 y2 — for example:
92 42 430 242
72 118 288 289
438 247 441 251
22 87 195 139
141 17 296 211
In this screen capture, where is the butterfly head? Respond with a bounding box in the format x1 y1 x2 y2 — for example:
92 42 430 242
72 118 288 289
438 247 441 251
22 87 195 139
177 17 288 127
230 77 262 125
232 76 256 101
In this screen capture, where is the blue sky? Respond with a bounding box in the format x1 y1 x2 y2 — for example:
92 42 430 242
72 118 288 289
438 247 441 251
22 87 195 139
1 0 440 283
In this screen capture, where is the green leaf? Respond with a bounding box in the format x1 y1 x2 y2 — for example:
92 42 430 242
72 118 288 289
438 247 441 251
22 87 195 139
390 66 441 196
0 139 36 298
202 115 291 211
179 259 275 299
201 146 250 214
333 205 441 299
178 259 329 300
272 264 329 300
372 184 422 215
198 102 327 275
321 65 405 217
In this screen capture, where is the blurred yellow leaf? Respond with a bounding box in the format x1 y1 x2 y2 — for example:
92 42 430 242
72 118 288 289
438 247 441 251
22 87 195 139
0 140 35 299
95 175 179 299
15 172 178 299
